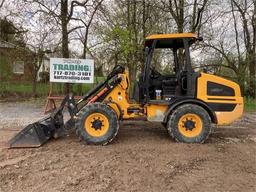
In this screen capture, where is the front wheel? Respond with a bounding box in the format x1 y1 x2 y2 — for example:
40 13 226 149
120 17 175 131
75 103 119 145
167 104 212 143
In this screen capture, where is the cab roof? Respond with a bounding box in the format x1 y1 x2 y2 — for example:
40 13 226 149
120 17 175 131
146 33 198 40
145 33 198 49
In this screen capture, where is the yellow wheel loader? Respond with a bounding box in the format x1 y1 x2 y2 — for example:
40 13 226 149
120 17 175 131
9 33 243 148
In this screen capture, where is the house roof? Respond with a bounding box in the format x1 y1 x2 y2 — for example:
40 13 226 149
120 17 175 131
0 40 16 48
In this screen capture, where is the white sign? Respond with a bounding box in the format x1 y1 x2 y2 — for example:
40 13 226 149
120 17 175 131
50 58 94 84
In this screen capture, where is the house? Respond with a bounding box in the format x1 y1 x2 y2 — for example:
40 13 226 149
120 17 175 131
0 39 49 82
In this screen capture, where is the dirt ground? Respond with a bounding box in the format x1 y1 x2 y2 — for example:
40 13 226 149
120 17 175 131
0 101 255 192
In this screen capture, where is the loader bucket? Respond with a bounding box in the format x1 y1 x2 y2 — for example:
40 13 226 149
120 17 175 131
8 94 78 148
8 115 61 148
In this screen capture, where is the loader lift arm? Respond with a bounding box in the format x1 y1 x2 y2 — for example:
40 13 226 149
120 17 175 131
8 65 125 148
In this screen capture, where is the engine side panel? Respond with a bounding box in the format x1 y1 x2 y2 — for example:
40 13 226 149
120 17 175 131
197 73 243 125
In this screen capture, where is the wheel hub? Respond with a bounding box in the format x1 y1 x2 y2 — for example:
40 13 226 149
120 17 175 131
91 119 103 130
184 119 196 131
178 113 203 138
85 113 109 137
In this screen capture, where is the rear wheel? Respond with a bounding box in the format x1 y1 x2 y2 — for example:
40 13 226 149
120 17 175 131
76 103 119 145
167 104 212 143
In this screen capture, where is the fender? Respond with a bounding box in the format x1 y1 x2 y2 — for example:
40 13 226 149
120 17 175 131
163 98 217 124
104 100 123 121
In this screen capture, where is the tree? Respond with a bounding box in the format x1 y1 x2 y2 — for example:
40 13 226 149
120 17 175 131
231 0 256 98
203 0 256 97
92 0 166 82
159 0 208 33
24 13 59 97
25 0 88 93
72 0 104 94
0 0 5 9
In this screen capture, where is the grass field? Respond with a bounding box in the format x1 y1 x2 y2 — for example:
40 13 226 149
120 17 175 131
0 82 95 97
0 77 104 98
244 97 256 112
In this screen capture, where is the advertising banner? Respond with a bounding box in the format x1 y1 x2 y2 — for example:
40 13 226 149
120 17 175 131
50 58 94 83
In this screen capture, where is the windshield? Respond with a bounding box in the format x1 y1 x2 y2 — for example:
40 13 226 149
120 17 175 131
151 48 175 75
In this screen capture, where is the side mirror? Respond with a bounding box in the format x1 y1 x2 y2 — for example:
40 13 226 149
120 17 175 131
197 37 203 41
203 67 208 73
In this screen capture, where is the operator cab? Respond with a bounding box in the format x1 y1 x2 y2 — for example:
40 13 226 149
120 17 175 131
133 33 201 104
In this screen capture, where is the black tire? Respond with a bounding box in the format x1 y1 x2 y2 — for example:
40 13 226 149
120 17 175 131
75 103 119 145
167 104 212 143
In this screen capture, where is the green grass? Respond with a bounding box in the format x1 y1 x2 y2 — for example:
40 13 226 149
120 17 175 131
0 77 105 98
244 97 256 112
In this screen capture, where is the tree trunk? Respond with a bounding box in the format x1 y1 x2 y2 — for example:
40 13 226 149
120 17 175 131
126 0 134 84
77 30 89 96
248 57 256 98
237 73 245 96
61 0 70 94
32 73 37 98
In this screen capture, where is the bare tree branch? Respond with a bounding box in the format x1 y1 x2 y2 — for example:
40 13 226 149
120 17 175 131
0 0 5 8
68 25 84 34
